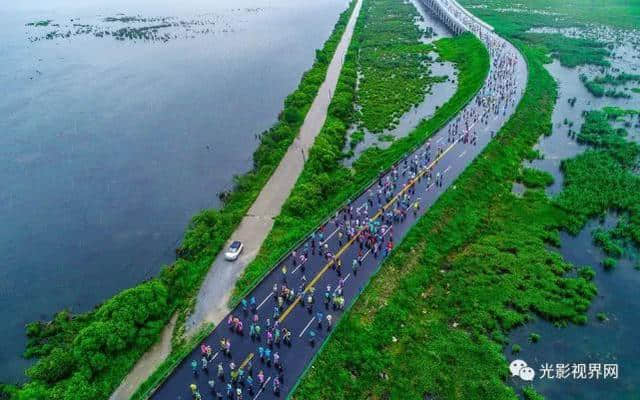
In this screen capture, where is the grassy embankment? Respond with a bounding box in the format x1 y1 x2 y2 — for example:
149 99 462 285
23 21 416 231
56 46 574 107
0 2 358 399
231 0 489 305
291 1 640 399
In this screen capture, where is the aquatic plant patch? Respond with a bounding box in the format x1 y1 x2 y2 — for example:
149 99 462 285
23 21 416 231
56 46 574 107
24 12 264 43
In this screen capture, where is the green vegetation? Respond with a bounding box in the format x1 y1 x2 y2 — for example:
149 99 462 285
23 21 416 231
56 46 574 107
523 386 545 400
581 74 631 98
511 344 521 354
463 0 640 30
349 129 365 149
517 167 554 188
356 0 444 132
575 109 631 149
529 333 541 343
578 266 596 280
2 3 360 399
522 33 610 67
596 312 608 322
592 228 624 258
459 0 640 69
581 73 640 98
581 75 606 97
378 133 395 142
25 20 52 27
594 73 640 86
232 28 489 302
557 109 640 247
602 257 617 270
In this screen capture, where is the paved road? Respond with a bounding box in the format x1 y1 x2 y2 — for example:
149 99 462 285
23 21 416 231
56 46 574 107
149 4 527 400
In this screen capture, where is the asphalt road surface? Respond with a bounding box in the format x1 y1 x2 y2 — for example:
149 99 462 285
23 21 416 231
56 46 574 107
150 9 527 400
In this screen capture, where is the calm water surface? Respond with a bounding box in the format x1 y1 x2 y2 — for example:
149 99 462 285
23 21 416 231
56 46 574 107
0 0 348 382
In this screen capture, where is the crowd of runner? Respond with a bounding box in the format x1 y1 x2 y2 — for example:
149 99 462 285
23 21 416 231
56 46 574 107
164 3 523 399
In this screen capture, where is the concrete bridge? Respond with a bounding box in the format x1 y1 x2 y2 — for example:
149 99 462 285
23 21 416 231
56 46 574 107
420 0 495 36
420 0 467 35
446 0 495 32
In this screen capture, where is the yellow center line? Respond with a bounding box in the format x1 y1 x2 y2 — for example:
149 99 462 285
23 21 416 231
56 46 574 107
240 352 254 369
277 139 459 324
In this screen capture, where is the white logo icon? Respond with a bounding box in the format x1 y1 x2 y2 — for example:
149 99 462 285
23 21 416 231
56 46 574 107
510 359 536 381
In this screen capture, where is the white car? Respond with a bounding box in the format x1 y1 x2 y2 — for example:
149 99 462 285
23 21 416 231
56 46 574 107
224 241 244 261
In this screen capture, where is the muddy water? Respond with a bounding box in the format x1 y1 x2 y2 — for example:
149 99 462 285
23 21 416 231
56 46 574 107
508 27 640 400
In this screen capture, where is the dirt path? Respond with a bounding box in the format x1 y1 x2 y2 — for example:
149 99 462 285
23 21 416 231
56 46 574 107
109 314 177 400
110 1 363 398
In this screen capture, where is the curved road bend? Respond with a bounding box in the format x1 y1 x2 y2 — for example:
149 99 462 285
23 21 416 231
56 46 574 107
150 4 527 400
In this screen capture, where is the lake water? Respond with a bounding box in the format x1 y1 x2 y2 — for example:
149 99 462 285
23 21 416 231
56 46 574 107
0 0 348 383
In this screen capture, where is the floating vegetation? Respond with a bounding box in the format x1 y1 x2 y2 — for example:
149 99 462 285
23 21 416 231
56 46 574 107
523 23 640 100
593 72 640 86
25 19 53 27
348 130 365 149
494 7 564 16
517 167 554 189
580 72 640 98
23 11 265 43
